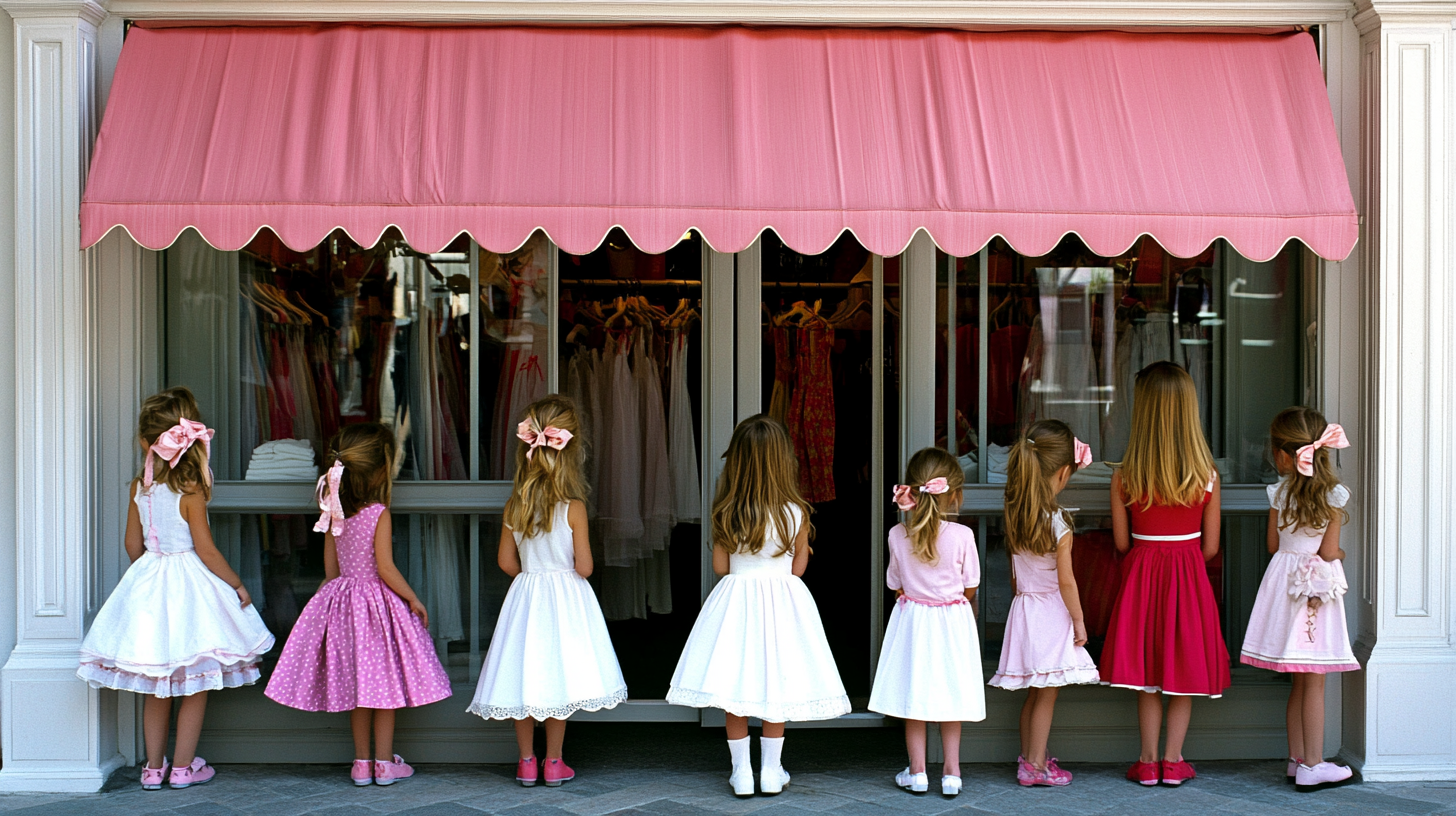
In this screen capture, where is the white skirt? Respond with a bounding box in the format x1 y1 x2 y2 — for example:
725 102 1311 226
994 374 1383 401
77 551 275 698
468 570 628 721
667 573 850 722
868 599 986 722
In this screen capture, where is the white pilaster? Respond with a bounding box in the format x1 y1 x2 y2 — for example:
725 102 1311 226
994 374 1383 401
899 230 937 465
1354 0 1456 782
0 0 119 793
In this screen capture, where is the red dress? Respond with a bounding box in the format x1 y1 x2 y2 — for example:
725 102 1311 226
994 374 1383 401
1100 483 1231 697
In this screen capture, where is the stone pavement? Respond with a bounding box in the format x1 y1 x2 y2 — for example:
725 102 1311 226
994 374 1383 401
3 724 1456 815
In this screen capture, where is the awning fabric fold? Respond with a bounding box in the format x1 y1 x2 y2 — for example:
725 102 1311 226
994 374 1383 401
82 24 1357 261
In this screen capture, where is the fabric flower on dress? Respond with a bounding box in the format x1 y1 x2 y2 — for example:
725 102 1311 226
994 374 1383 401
1288 555 1348 605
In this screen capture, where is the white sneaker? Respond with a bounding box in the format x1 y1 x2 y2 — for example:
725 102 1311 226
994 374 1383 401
941 775 962 796
760 765 790 795
730 766 755 797
1295 761 1355 792
896 767 929 793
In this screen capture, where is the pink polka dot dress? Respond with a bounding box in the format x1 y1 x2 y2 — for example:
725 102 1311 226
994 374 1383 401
266 504 452 712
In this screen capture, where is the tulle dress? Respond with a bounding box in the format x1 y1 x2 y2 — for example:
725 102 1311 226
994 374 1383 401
1101 477 1231 697
78 484 275 697
667 505 851 721
1240 482 1359 673
869 521 986 722
989 513 1100 689
469 502 627 720
265 503 452 712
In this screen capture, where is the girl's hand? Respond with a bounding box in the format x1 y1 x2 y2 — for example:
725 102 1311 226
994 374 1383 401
235 584 253 608
410 597 430 628
1072 620 1088 647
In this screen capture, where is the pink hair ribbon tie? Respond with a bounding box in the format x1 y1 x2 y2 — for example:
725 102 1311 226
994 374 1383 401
1073 437 1093 469
892 477 950 511
313 460 346 536
143 418 215 488
1296 423 1349 477
516 419 573 460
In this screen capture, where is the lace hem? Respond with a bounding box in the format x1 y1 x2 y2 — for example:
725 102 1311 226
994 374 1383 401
78 660 262 698
664 687 851 722
988 667 1101 690
466 687 628 721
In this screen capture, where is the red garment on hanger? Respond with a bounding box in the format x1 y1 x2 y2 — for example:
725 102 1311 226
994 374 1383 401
988 325 1031 427
788 325 836 503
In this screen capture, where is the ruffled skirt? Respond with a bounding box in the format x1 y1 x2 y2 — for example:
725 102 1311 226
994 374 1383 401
990 591 1101 690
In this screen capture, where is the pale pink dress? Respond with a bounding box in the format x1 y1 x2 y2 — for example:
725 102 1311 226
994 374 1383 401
989 512 1100 689
266 504 453 712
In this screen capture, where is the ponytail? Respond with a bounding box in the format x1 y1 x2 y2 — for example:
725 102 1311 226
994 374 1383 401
1004 420 1079 556
896 448 965 563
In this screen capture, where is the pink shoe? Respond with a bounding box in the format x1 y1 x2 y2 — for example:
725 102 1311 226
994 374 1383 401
373 755 414 786
351 759 374 786
1016 756 1036 786
1126 760 1161 786
168 757 215 789
1286 757 1300 784
140 759 171 791
516 756 539 787
1295 761 1355 792
1045 757 1073 785
543 758 575 787
1022 760 1072 787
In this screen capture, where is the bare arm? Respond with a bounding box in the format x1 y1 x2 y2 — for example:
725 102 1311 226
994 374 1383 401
790 524 811 577
373 509 428 627
323 532 340 582
1202 478 1222 562
498 502 522 579
712 542 730 576
1054 532 1087 646
180 491 250 608
569 500 593 578
1266 508 1280 555
123 480 144 563
1317 515 1345 562
1110 471 1130 554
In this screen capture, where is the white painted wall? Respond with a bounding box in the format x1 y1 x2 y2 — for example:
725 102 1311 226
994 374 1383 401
0 6 16 761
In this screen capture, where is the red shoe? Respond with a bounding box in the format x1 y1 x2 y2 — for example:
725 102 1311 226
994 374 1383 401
1160 759 1197 786
543 758 575 787
516 756 539 787
1126 760 1161 786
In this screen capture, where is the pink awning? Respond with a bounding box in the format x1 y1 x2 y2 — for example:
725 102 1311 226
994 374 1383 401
82 24 1356 261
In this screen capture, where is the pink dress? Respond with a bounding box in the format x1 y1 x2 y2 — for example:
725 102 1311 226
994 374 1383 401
266 504 452 712
989 512 1100 689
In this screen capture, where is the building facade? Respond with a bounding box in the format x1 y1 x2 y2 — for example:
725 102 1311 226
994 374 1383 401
0 0 1453 793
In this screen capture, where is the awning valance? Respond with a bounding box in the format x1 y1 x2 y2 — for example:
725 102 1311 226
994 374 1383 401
82 24 1357 261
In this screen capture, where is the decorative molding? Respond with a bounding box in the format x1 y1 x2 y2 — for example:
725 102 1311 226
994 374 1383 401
0 1 107 24
102 0 1358 26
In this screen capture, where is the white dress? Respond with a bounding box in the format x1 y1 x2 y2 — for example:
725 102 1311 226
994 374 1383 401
469 502 628 720
667 331 701 524
77 485 275 697
666 506 851 722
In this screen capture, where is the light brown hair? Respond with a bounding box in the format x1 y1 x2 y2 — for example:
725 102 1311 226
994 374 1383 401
1119 361 1216 509
1270 406 1349 532
504 395 587 538
1004 420 1075 556
899 447 964 563
326 423 396 517
710 414 814 556
137 386 212 501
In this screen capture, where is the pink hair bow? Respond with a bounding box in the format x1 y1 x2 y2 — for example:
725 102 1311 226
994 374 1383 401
892 477 950 511
516 419 573 460
1073 437 1093 469
313 460 346 536
1296 423 1349 477
143 418 214 487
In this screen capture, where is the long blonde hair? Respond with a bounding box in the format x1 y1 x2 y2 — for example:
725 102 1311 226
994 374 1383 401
1270 406 1349 532
136 387 212 501
326 423 395 517
898 447 964 563
711 414 813 556
1119 361 1215 509
504 396 588 538
1004 420 1075 556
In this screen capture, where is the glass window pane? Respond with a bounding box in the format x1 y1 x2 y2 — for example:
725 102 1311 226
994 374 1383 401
480 232 552 481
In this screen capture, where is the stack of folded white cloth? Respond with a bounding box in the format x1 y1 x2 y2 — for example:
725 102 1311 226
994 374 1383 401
245 439 318 481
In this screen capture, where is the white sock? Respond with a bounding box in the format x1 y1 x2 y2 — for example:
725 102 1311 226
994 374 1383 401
727 737 751 771
761 736 784 772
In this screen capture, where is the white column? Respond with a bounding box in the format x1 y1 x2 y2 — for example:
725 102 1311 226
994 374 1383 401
1354 2 1456 782
0 0 119 793
899 230 937 466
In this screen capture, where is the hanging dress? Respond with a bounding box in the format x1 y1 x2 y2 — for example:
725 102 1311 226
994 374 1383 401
667 330 702 524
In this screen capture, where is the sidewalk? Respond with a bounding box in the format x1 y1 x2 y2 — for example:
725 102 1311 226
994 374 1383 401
2 724 1454 815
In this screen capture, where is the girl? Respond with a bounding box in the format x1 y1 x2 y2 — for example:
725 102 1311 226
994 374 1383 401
1241 408 1357 791
667 414 849 798
468 396 627 788
265 422 452 787
78 387 275 791
1102 361 1231 787
868 447 984 798
988 421 1101 787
